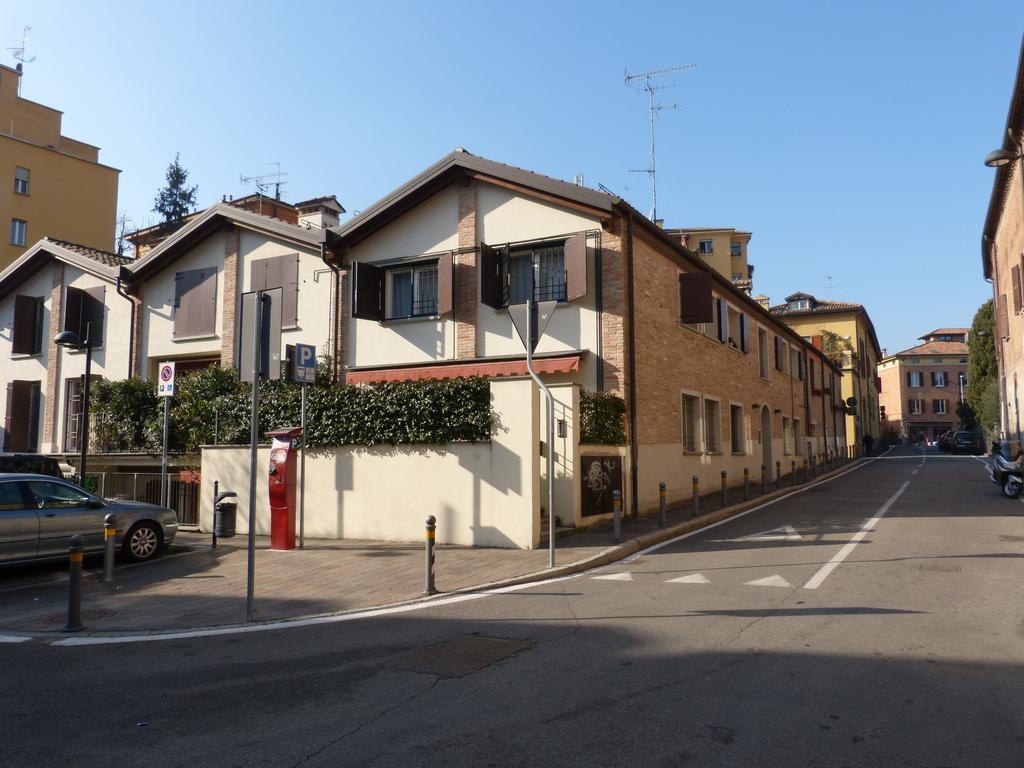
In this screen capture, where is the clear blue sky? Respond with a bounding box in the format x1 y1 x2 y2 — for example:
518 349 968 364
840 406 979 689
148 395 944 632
4 0 1022 353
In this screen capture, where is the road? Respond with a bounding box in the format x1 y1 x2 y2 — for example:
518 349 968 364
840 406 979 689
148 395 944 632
4 447 1024 767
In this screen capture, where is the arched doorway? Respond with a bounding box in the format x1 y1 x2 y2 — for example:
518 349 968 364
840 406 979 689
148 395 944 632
761 405 772 474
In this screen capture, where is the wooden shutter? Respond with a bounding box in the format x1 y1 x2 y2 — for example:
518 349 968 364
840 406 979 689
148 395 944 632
739 314 749 352
1015 266 1023 314
352 261 384 320
283 255 299 327
5 380 33 452
480 243 507 309
64 287 84 337
716 299 727 342
250 259 268 292
174 268 217 338
3 382 12 451
678 272 713 323
436 252 454 315
564 234 587 301
998 293 1009 338
12 295 38 354
797 352 804 380
906 372 912 387
775 337 784 371
83 286 105 346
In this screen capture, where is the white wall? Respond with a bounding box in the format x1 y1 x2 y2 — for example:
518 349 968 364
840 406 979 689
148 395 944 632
198 379 541 548
0 265 51 450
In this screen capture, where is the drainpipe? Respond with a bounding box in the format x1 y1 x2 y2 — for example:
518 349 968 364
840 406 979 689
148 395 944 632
321 235 342 384
115 270 136 378
625 212 639 517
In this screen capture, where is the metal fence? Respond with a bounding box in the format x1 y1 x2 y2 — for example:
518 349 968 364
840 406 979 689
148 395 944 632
83 472 200 526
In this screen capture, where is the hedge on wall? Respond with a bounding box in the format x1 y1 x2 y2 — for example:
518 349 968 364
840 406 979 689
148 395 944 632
89 365 492 454
580 389 627 445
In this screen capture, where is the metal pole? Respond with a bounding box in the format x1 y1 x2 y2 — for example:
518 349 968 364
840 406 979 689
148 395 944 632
80 323 92 488
212 480 219 550
612 489 621 543
64 534 84 632
246 292 263 623
161 395 170 508
720 470 727 508
523 299 556 568
299 382 306 550
692 475 699 517
132 472 138 501
102 513 115 584
423 515 437 595
658 481 666 528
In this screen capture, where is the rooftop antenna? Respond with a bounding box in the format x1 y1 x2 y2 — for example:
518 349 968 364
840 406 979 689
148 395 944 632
240 163 288 214
8 26 36 96
819 274 843 293
625 64 695 222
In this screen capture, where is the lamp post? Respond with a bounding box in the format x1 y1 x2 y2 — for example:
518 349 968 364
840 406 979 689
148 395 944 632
54 323 93 488
958 372 965 405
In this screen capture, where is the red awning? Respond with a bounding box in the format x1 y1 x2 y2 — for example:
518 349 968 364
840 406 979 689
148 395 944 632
346 354 582 384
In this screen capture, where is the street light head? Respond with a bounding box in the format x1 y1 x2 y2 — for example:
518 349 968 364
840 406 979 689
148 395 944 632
984 148 1019 167
53 330 82 348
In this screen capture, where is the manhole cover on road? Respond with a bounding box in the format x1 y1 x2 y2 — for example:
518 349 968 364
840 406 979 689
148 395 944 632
392 634 534 679
918 564 961 573
45 609 115 624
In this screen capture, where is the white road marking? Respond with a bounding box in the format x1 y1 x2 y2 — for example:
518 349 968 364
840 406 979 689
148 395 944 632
725 525 802 542
911 469 919 475
666 573 710 584
592 572 634 582
0 634 33 643
744 575 793 588
802 480 911 590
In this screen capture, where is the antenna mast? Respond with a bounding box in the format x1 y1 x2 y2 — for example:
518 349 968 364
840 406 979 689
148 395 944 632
240 163 288 212
8 26 36 96
624 63 695 222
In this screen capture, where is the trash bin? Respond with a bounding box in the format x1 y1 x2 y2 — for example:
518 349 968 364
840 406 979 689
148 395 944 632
214 495 237 538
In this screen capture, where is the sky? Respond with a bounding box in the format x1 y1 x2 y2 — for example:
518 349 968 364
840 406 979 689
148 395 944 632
3 0 1022 354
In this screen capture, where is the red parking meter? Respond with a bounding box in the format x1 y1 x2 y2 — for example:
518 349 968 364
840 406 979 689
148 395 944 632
267 426 302 550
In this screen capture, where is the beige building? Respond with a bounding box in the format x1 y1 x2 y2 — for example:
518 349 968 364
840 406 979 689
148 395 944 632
982 36 1024 442
0 64 119 271
664 227 753 294
770 292 882 450
877 329 969 443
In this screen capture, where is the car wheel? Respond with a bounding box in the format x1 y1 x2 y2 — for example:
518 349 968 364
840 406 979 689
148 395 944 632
123 522 162 562
1002 477 1023 499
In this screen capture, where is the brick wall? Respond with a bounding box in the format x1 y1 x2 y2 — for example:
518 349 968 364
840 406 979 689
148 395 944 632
456 178 477 358
220 226 239 368
41 262 65 450
992 152 1024 439
335 267 349 383
600 224 626 396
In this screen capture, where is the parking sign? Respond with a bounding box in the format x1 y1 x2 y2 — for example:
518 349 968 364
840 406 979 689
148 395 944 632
157 361 176 397
293 343 316 384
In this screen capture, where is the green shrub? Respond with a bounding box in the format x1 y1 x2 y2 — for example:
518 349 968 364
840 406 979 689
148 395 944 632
580 389 626 444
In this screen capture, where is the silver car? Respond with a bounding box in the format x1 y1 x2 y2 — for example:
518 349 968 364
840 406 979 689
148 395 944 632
0 473 178 565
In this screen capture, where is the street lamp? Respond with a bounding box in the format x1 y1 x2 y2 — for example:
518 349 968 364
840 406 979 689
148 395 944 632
959 372 966 404
54 323 93 489
984 148 1023 167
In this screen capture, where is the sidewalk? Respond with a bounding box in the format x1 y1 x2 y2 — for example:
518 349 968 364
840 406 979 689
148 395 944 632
0 459 862 636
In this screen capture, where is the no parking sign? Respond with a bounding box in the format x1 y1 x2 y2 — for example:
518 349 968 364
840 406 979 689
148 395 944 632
158 361 176 397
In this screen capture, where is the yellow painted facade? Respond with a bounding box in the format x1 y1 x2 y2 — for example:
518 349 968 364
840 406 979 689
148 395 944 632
0 64 118 270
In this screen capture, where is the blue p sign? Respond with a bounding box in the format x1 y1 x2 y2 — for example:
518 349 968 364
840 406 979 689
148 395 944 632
293 343 317 384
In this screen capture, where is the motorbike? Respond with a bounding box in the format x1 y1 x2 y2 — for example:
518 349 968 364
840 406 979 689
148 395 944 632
990 441 1024 499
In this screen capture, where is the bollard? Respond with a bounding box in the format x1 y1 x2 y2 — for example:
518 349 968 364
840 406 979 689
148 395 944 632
776 461 781 490
720 470 728 508
658 482 666 528
65 534 84 633
212 480 219 550
423 516 437 595
102 513 116 584
612 490 622 543
692 476 700 517
743 467 750 500
761 464 767 495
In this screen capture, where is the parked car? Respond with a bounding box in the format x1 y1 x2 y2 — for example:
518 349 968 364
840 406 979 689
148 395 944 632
938 431 954 452
0 474 178 565
950 431 985 455
0 454 63 478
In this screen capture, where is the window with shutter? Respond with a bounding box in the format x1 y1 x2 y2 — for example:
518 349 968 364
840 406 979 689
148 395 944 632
12 295 43 355
679 272 713 324
997 294 1009 338
3 380 35 451
436 252 454 315
1013 266 1022 314
480 243 507 309
716 298 727 342
352 261 384 320
739 313 749 353
173 268 218 338
251 255 300 327
564 234 587 301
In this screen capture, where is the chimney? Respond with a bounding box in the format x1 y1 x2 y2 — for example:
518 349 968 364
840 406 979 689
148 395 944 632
297 196 345 230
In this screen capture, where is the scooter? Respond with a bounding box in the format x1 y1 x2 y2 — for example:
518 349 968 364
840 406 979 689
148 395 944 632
990 446 1024 499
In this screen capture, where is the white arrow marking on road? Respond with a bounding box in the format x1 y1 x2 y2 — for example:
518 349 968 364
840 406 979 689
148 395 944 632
727 525 802 542
592 572 634 581
666 573 710 584
744 575 793 588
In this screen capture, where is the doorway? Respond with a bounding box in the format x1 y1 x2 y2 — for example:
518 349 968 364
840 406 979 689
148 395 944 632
761 405 772 473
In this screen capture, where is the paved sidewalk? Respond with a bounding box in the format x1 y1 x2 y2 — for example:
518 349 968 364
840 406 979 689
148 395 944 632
0 458 861 635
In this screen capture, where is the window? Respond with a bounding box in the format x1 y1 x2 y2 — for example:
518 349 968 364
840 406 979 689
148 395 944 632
10 218 26 246
704 399 721 453
909 399 923 415
932 371 948 387
386 263 438 319
480 236 586 309
13 166 29 195
758 328 769 378
508 244 566 304
731 273 745 281
787 298 810 310
793 419 801 452
907 371 923 388
3 380 41 452
23 480 90 509
250 254 300 327
730 404 744 454
775 337 788 373
791 348 803 380
173 267 217 338
730 242 741 257
782 416 791 454
713 298 728 343
681 394 700 452
11 295 44 355
679 271 713 327
64 286 105 348
698 239 713 255
934 399 948 415
726 306 747 351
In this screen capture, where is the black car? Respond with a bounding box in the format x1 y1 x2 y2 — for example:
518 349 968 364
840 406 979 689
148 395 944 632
950 431 985 455
0 453 63 478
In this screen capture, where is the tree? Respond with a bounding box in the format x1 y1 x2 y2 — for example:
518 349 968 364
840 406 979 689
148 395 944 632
820 330 852 367
152 153 198 223
956 400 978 431
966 299 999 436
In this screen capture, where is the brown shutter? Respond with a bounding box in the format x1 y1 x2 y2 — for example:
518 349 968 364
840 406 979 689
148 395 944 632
436 252 454 315
6 380 33 452
480 243 506 309
1014 267 1022 313
83 286 105 347
998 293 1009 338
3 382 12 451
282 254 299 328
775 337 784 371
564 234 587 301
739 313 748 352
64 287 84 337
174 268 218 338
352 261 384 320
678 272 713 323
12 295 37 354
250 259 268 292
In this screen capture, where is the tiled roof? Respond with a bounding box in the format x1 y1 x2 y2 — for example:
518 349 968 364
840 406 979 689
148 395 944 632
45 238 133 267
895 340 969 356
769 300 864 316
920 328 969 338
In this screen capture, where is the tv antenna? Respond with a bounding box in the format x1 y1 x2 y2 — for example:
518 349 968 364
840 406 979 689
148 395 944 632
819 274 843 293
8 26 36 96
625 63 695 222
240 162 288 200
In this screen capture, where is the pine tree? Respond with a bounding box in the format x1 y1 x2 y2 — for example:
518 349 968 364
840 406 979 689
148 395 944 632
152 153 198 223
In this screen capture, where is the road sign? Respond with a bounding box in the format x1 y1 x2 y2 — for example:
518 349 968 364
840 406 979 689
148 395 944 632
293 343 317 384
508 300 556 353
157 361 176 397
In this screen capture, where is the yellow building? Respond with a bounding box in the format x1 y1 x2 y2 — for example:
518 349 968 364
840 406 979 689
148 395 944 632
770 292 883 450
664 227 753 294
0 64 118 271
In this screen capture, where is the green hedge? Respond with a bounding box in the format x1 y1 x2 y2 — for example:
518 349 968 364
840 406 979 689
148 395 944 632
580 389 626 444
91 366 492 454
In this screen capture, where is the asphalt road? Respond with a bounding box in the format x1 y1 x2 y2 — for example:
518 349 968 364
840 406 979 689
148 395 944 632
4 447 1024 767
